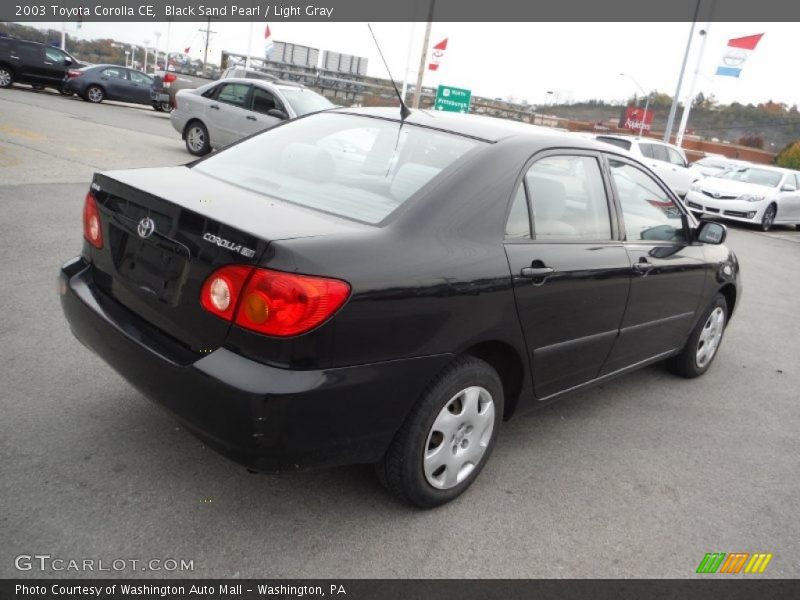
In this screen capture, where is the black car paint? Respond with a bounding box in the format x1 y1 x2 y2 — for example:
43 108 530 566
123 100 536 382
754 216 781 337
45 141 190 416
0 38 82 90
59 108 741 471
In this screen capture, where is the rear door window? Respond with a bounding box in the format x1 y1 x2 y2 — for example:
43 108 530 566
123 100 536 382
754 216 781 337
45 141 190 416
505 185 531 239
642 143 669 162
524 155 612 240
102 67 126 79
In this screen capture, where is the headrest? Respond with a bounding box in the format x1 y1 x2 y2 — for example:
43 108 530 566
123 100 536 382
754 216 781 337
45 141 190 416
279 143 335 183
528 176 567 220
390 162 441 201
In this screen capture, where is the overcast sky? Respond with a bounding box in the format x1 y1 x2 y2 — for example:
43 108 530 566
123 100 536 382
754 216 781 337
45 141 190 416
22 21 797 107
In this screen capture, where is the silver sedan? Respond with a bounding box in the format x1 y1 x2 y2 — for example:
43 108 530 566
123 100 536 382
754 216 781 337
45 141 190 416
170 78 334 156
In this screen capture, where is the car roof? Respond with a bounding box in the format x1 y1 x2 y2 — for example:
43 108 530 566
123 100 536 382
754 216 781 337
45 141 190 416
218 77 306 91
328 107 584 144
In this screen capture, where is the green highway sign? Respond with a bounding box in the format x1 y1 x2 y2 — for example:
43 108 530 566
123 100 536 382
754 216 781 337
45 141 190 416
434 85 472 113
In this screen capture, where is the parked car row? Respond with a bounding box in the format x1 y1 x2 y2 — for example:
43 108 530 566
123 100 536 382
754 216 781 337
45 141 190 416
581 132 800 232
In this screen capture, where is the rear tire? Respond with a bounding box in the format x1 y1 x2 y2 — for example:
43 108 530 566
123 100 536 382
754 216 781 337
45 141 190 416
0 66 13 88
667 294 727 378
377 356 503 508
184 121 211 156
85 85 104 103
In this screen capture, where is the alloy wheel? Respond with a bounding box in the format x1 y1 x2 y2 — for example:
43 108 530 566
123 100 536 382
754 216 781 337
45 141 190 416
87 87 103 102
0 69 11 87
762 205 776 231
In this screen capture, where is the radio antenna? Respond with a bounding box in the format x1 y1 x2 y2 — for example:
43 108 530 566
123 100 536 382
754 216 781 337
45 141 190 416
367 24 411 120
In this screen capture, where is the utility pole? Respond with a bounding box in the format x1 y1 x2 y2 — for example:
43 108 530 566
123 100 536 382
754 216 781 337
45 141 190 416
164 20 172 71
664 0 702 143
412 0 436 109
154 31 162 71
200 17 217 76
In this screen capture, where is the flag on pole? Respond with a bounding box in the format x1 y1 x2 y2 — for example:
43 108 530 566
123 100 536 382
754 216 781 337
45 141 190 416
428 38 448 71
264 24 274 58
715 33 763 78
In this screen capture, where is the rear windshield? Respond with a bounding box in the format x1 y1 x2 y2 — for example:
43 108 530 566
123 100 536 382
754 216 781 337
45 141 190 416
279 88 335 116
596 136 632 151
193 113 483 223
722 168 782 188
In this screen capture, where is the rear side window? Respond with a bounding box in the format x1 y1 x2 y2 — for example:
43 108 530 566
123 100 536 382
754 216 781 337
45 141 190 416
216 83 250 107
609 159 685 242
193 113 482 224
525 155 612 240
44 47 67 63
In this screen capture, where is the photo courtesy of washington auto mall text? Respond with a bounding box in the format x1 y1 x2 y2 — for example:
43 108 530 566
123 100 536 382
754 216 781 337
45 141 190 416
1 0 799 598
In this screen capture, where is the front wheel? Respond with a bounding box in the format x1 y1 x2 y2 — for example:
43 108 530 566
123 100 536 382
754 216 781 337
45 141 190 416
667 294 727 378
760 204 777 232
377 356 503 508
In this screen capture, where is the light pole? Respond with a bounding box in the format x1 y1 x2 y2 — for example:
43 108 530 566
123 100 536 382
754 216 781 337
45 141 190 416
143 39 151 73
620 73 651 137
154 31 162 71
124 50 130 68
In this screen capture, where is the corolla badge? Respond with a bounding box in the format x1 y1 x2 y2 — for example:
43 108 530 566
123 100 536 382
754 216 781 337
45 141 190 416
713 192 721 198
137 217 156 239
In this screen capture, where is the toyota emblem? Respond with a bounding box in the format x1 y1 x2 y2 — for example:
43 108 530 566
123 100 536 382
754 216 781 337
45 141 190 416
137 217 156 239
713 192 720 199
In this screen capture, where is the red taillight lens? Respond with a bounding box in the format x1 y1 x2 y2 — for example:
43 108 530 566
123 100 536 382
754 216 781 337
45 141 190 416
199 265 252 321
163 73 177 83
82 192 103 249
200 266 351 337
67 70 82 78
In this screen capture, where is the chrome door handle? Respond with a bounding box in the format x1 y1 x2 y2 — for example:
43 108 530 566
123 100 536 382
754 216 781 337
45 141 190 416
209 104 219 110
632 260 654 275
521 266 554 278
246 115 257 121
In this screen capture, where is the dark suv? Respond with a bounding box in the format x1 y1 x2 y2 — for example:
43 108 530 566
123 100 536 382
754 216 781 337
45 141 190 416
0 38 82 93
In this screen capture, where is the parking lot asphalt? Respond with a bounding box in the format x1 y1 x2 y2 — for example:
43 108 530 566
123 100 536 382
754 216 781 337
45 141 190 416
1 86 798 579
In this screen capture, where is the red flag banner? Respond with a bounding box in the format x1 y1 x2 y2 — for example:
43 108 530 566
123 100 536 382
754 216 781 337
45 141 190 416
428 38 448 71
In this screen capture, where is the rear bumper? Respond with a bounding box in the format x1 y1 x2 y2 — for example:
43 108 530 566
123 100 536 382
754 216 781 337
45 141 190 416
59 257 452 471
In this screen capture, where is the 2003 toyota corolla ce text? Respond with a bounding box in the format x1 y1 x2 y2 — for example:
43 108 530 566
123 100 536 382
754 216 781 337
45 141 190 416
60 108 741 507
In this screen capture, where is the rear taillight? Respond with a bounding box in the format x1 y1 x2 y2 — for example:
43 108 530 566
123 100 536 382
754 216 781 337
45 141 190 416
67 70 82 78
200 265 251 321
163 73 177 84
200 266 351 337
82 192 103 249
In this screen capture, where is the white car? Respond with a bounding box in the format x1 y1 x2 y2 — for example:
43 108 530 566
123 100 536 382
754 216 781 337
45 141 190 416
595 135 698 197
684 165 800 231
170 78 334 156
688 156 750 179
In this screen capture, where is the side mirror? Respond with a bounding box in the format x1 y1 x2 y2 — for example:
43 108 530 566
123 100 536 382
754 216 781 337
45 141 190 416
696 220 727 245
266 108 288 120
780 183 797 192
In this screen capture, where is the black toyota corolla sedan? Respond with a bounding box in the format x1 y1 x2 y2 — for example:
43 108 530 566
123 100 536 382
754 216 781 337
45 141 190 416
59 108 740 507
